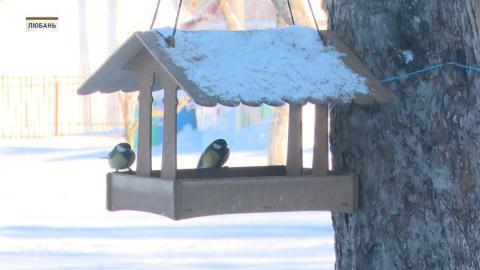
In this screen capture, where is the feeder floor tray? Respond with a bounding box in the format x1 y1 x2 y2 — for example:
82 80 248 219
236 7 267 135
107 166 358 220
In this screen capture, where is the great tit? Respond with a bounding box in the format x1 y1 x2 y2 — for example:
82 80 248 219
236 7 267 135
197 139 230 169
108 143 135 172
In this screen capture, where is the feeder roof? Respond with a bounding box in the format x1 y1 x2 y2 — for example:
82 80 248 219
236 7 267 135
77 26 390 106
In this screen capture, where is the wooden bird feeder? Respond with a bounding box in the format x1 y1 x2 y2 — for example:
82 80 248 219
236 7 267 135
78 26 390 220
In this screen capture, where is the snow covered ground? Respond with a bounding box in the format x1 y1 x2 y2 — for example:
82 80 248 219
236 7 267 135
0 133 335 270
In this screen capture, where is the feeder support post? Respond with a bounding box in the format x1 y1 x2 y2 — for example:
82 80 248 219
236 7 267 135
312 104 329 176
287 103 303 176
136 70 154 177
161 83 178 180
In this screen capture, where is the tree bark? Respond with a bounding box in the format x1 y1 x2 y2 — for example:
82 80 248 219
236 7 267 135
328 1 480 269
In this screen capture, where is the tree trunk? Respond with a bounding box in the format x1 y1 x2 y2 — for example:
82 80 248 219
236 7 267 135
328 1 480 269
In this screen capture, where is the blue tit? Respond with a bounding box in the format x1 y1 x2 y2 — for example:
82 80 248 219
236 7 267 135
108 143 135 172
197 139 230 169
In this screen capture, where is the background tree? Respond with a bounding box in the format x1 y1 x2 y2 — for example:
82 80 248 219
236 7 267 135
218 0 244 30
217 0 265 132
268 0 318 165
107 0 123 138
77 0 92 132
327 1 480 269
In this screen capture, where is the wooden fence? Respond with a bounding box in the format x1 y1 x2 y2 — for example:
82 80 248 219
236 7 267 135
0 75 124 138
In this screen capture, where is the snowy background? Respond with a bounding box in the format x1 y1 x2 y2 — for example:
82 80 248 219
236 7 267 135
0 0 335 268
0 118 335 270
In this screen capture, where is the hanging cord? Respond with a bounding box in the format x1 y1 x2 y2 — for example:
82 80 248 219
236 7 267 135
380 61 480 83
149 0 162 30
166 0 184 47
172 0 183 38
306 0 327 46
286 0 295 25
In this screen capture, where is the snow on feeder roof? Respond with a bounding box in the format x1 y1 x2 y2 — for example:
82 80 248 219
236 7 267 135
77 26 390 106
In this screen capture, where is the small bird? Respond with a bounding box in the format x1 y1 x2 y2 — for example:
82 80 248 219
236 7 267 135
108 143 136 172
197 139 230 169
